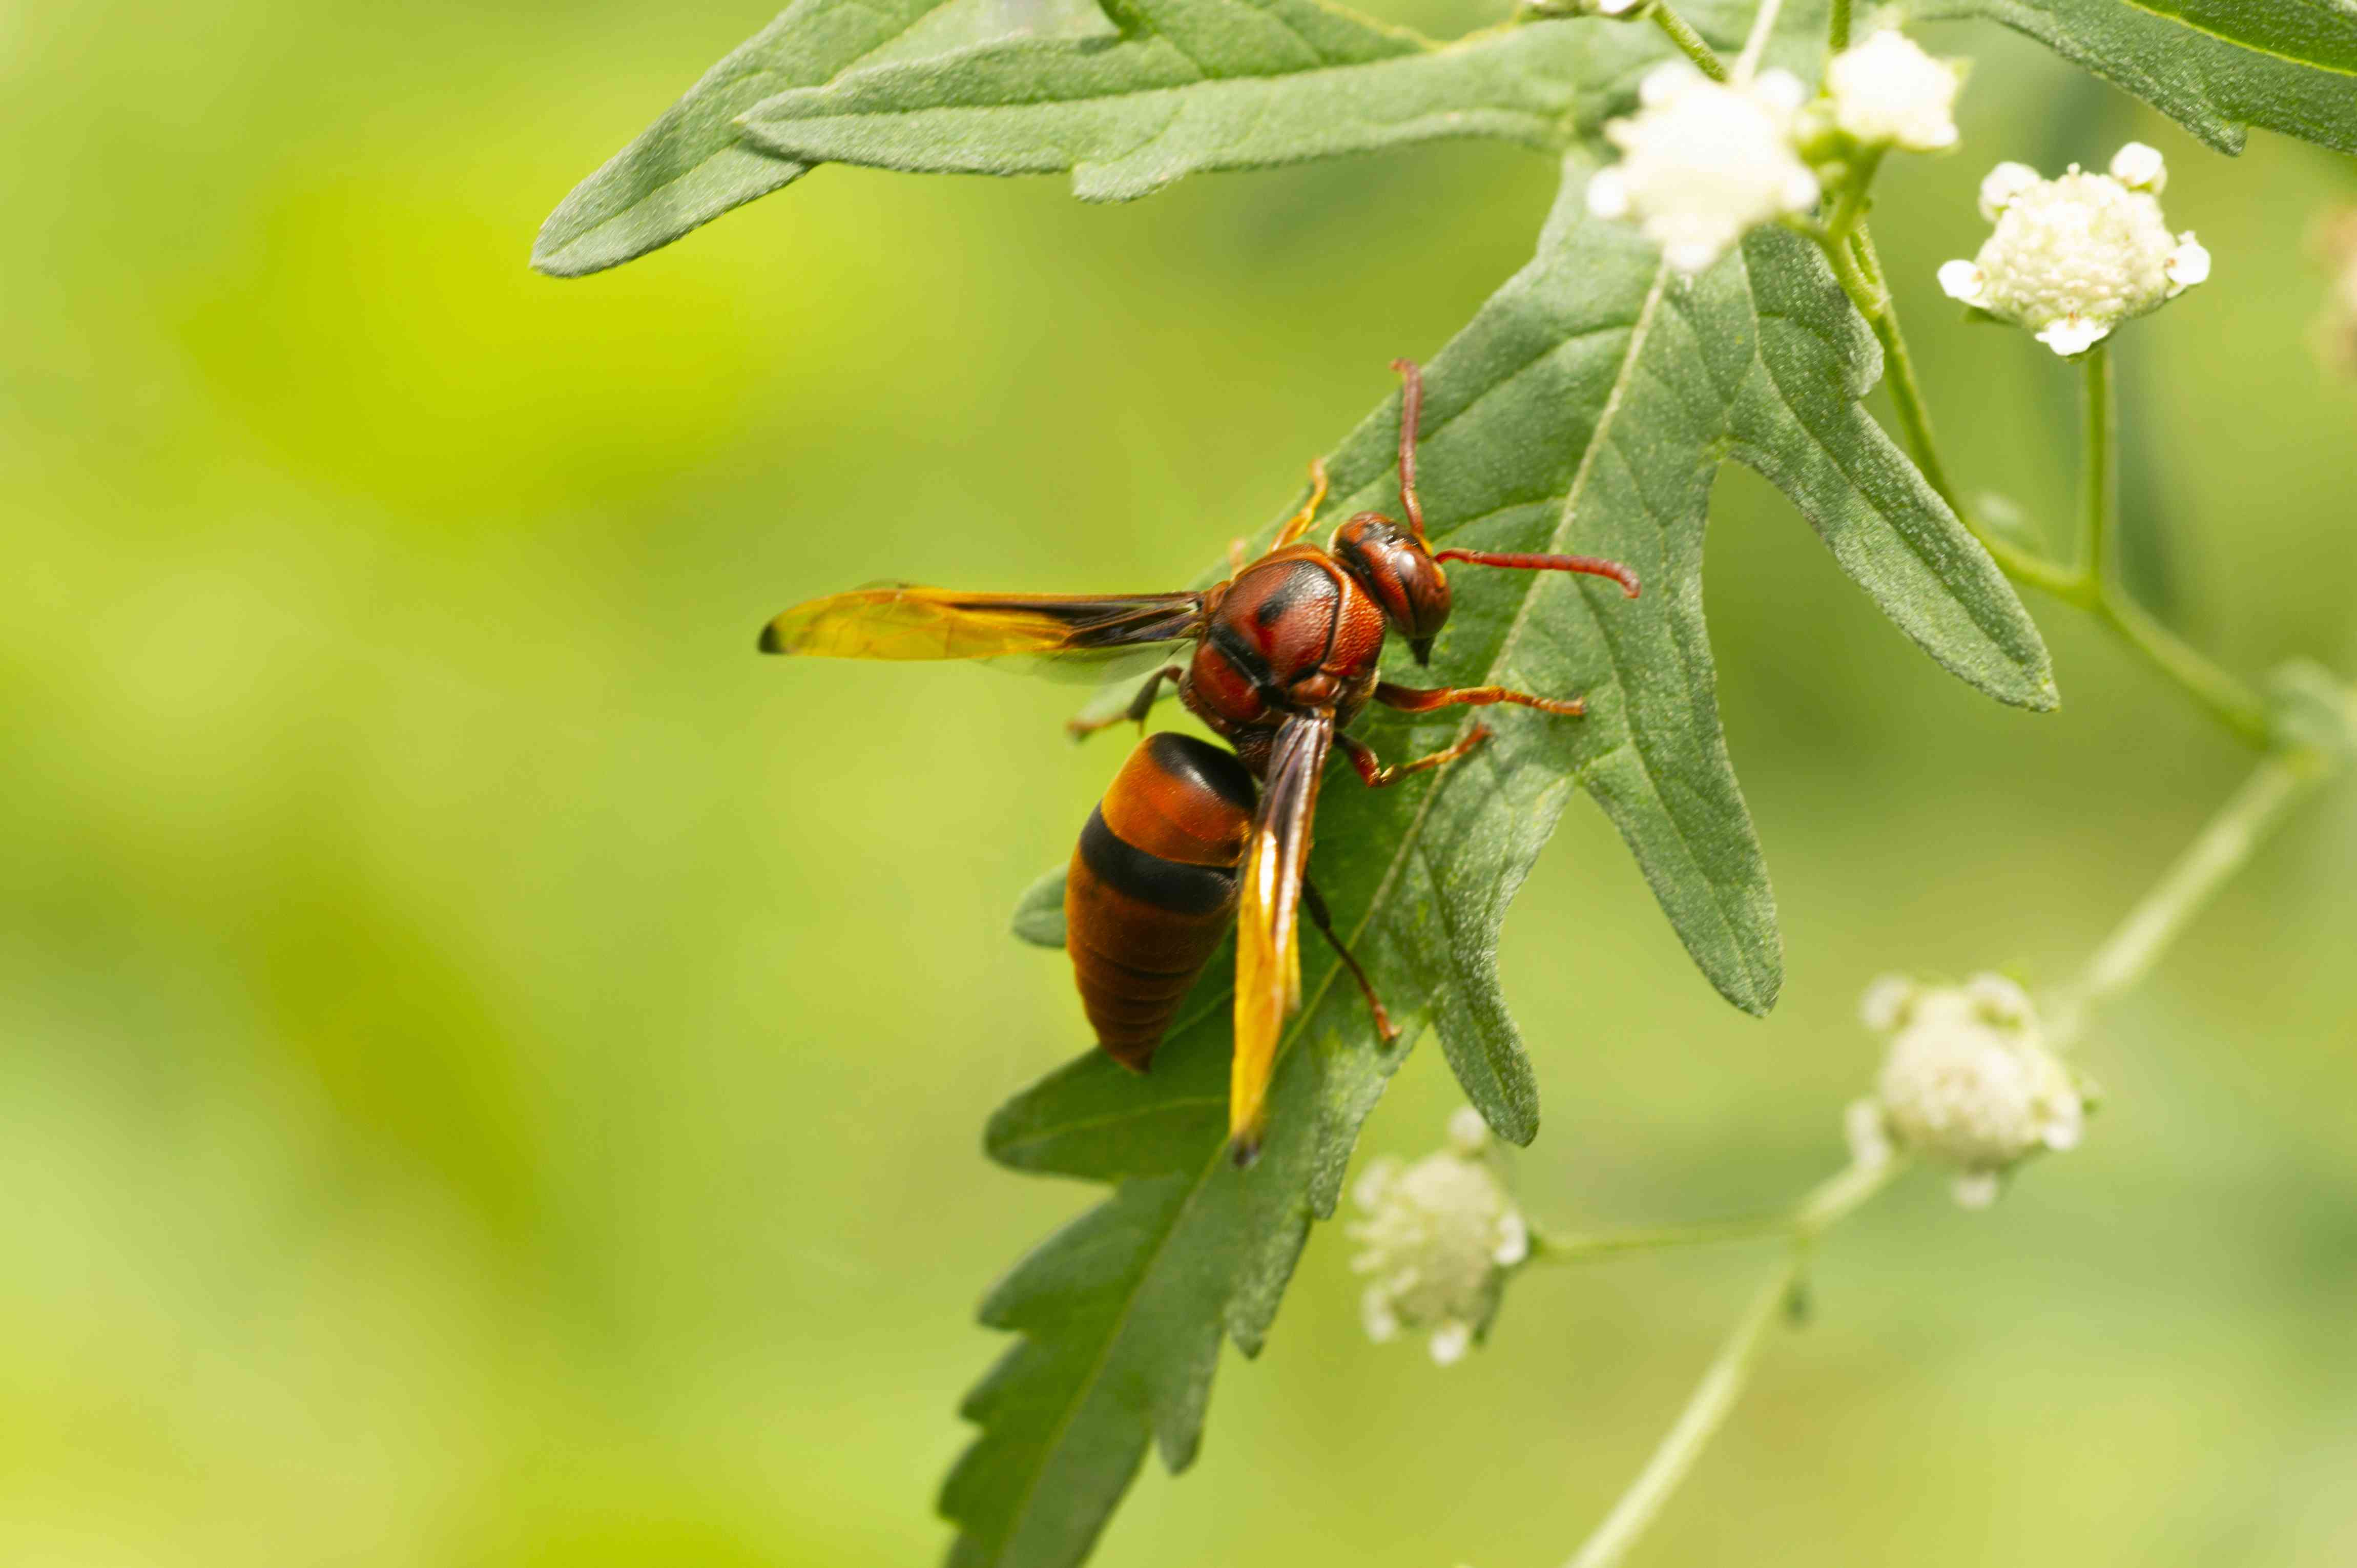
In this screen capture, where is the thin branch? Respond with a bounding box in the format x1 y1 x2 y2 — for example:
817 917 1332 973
2077 340 2113 585
1555 1159 1901 1568
1650 3 1728 80
1732 0 1785 79
1528 1213 1792 1262
2049 752 2327 1044
1562 1258 1801 1568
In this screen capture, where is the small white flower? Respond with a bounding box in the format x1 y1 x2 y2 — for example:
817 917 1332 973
1850 973 2092 1206
1858 973 1917 1032
1350 1112 1529 1362
2107 140 2166 193
1952 1171 2002 1209
1845 1096 1895 1170
1428 1321 1474 1366
2035 316 2110 355
1824 30 1961 153
1978 161 2041 221
1588 63 1821 276
2167 233 2210 294
1941 151 2211 355
1937 259 1990 307
1596 0 1645 13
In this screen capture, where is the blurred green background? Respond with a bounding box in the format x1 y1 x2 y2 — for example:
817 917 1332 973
6 2 2355 1564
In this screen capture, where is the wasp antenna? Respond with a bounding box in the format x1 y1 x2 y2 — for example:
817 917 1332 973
1389 358 1428 546
1432 549 1641 599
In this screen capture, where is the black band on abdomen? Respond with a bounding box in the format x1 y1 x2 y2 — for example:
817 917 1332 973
1078 807 1236 916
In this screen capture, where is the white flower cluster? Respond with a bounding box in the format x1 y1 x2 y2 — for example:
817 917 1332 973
1847 973 2091 1208
1349 1108 1528 1365
1586 31 1962 276
1588 64 1820 276
1938 144 2211 355
1819 30 1961 153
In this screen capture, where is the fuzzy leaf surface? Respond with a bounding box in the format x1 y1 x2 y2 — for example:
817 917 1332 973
1009 867 1070 947
736 0 1792 201
943 156 2049 1568
1914 0 2357 156
532 0 968 276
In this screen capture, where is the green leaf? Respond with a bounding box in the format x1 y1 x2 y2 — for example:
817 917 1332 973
539 0 1821 268
532 0 965 276
1913 0 2357 157
941 155 2050 1568
736 0 1728 202
1009 868 1069 947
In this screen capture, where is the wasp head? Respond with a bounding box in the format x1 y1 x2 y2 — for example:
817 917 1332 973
1332 511 1451 664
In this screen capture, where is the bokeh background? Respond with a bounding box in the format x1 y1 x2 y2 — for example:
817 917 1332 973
6 2 2355 1563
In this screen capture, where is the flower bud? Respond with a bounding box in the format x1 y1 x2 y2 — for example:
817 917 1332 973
1349 1108 1529 1364
1850 973 2092 1207
1939 150 2211 356
1823 30 1961 153
2107 140 2165 193
1587 64 1821 276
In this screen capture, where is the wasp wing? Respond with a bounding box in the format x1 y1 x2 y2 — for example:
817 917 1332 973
758 585 1204 662
1230 709 1334 1165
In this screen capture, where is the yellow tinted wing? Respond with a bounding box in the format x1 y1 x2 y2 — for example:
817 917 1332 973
1230 711 1332 1165
759 586 1201 662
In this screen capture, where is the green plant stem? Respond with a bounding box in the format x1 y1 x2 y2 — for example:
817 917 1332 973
1528 1214 1792 1262
1530 1152 1901 1264
2048 750 2329 1044
2076 344 2113 585
1828 0 1851 50
1559 1159 1899 1568
1562 1260 1800 1568
1814 224 2273 747
1649 3 1728 80
1733 0 1785 78
1820 150 1882 247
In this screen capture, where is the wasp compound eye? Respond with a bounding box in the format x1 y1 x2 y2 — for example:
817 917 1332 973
1333 512 1451 659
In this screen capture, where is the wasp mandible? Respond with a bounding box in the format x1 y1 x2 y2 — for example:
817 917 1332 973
759 361 1639 1164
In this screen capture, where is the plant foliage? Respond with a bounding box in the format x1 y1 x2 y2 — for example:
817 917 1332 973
534 0 2357 1561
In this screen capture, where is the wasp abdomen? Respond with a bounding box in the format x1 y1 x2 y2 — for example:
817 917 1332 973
1066 733 1256 1072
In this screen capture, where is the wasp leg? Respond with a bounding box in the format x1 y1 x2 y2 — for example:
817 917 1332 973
1374 680 1586 719
1388 359 1428 545
1271 459 1331 550
1302 879 1398 1045
1066 665 1186 739
1429 546 1640 599
1338 727 1493 789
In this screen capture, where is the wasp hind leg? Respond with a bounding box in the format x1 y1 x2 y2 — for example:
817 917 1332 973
1375 680 1586 718
1302 879 1398 1045
1339 727 1494 789
1066 664 1185 739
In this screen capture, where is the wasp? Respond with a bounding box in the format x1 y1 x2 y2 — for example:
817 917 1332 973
760 361 1638 1163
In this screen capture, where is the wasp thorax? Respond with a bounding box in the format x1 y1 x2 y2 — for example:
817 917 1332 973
1332 512 1451 663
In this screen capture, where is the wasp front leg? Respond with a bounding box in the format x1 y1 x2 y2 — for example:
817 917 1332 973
1374 680 1586 718
1338 726 1493 788
1271 459 1331 551
1066 665 1186 739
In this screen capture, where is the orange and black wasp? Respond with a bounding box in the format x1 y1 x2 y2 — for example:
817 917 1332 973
760 361 1639 1163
